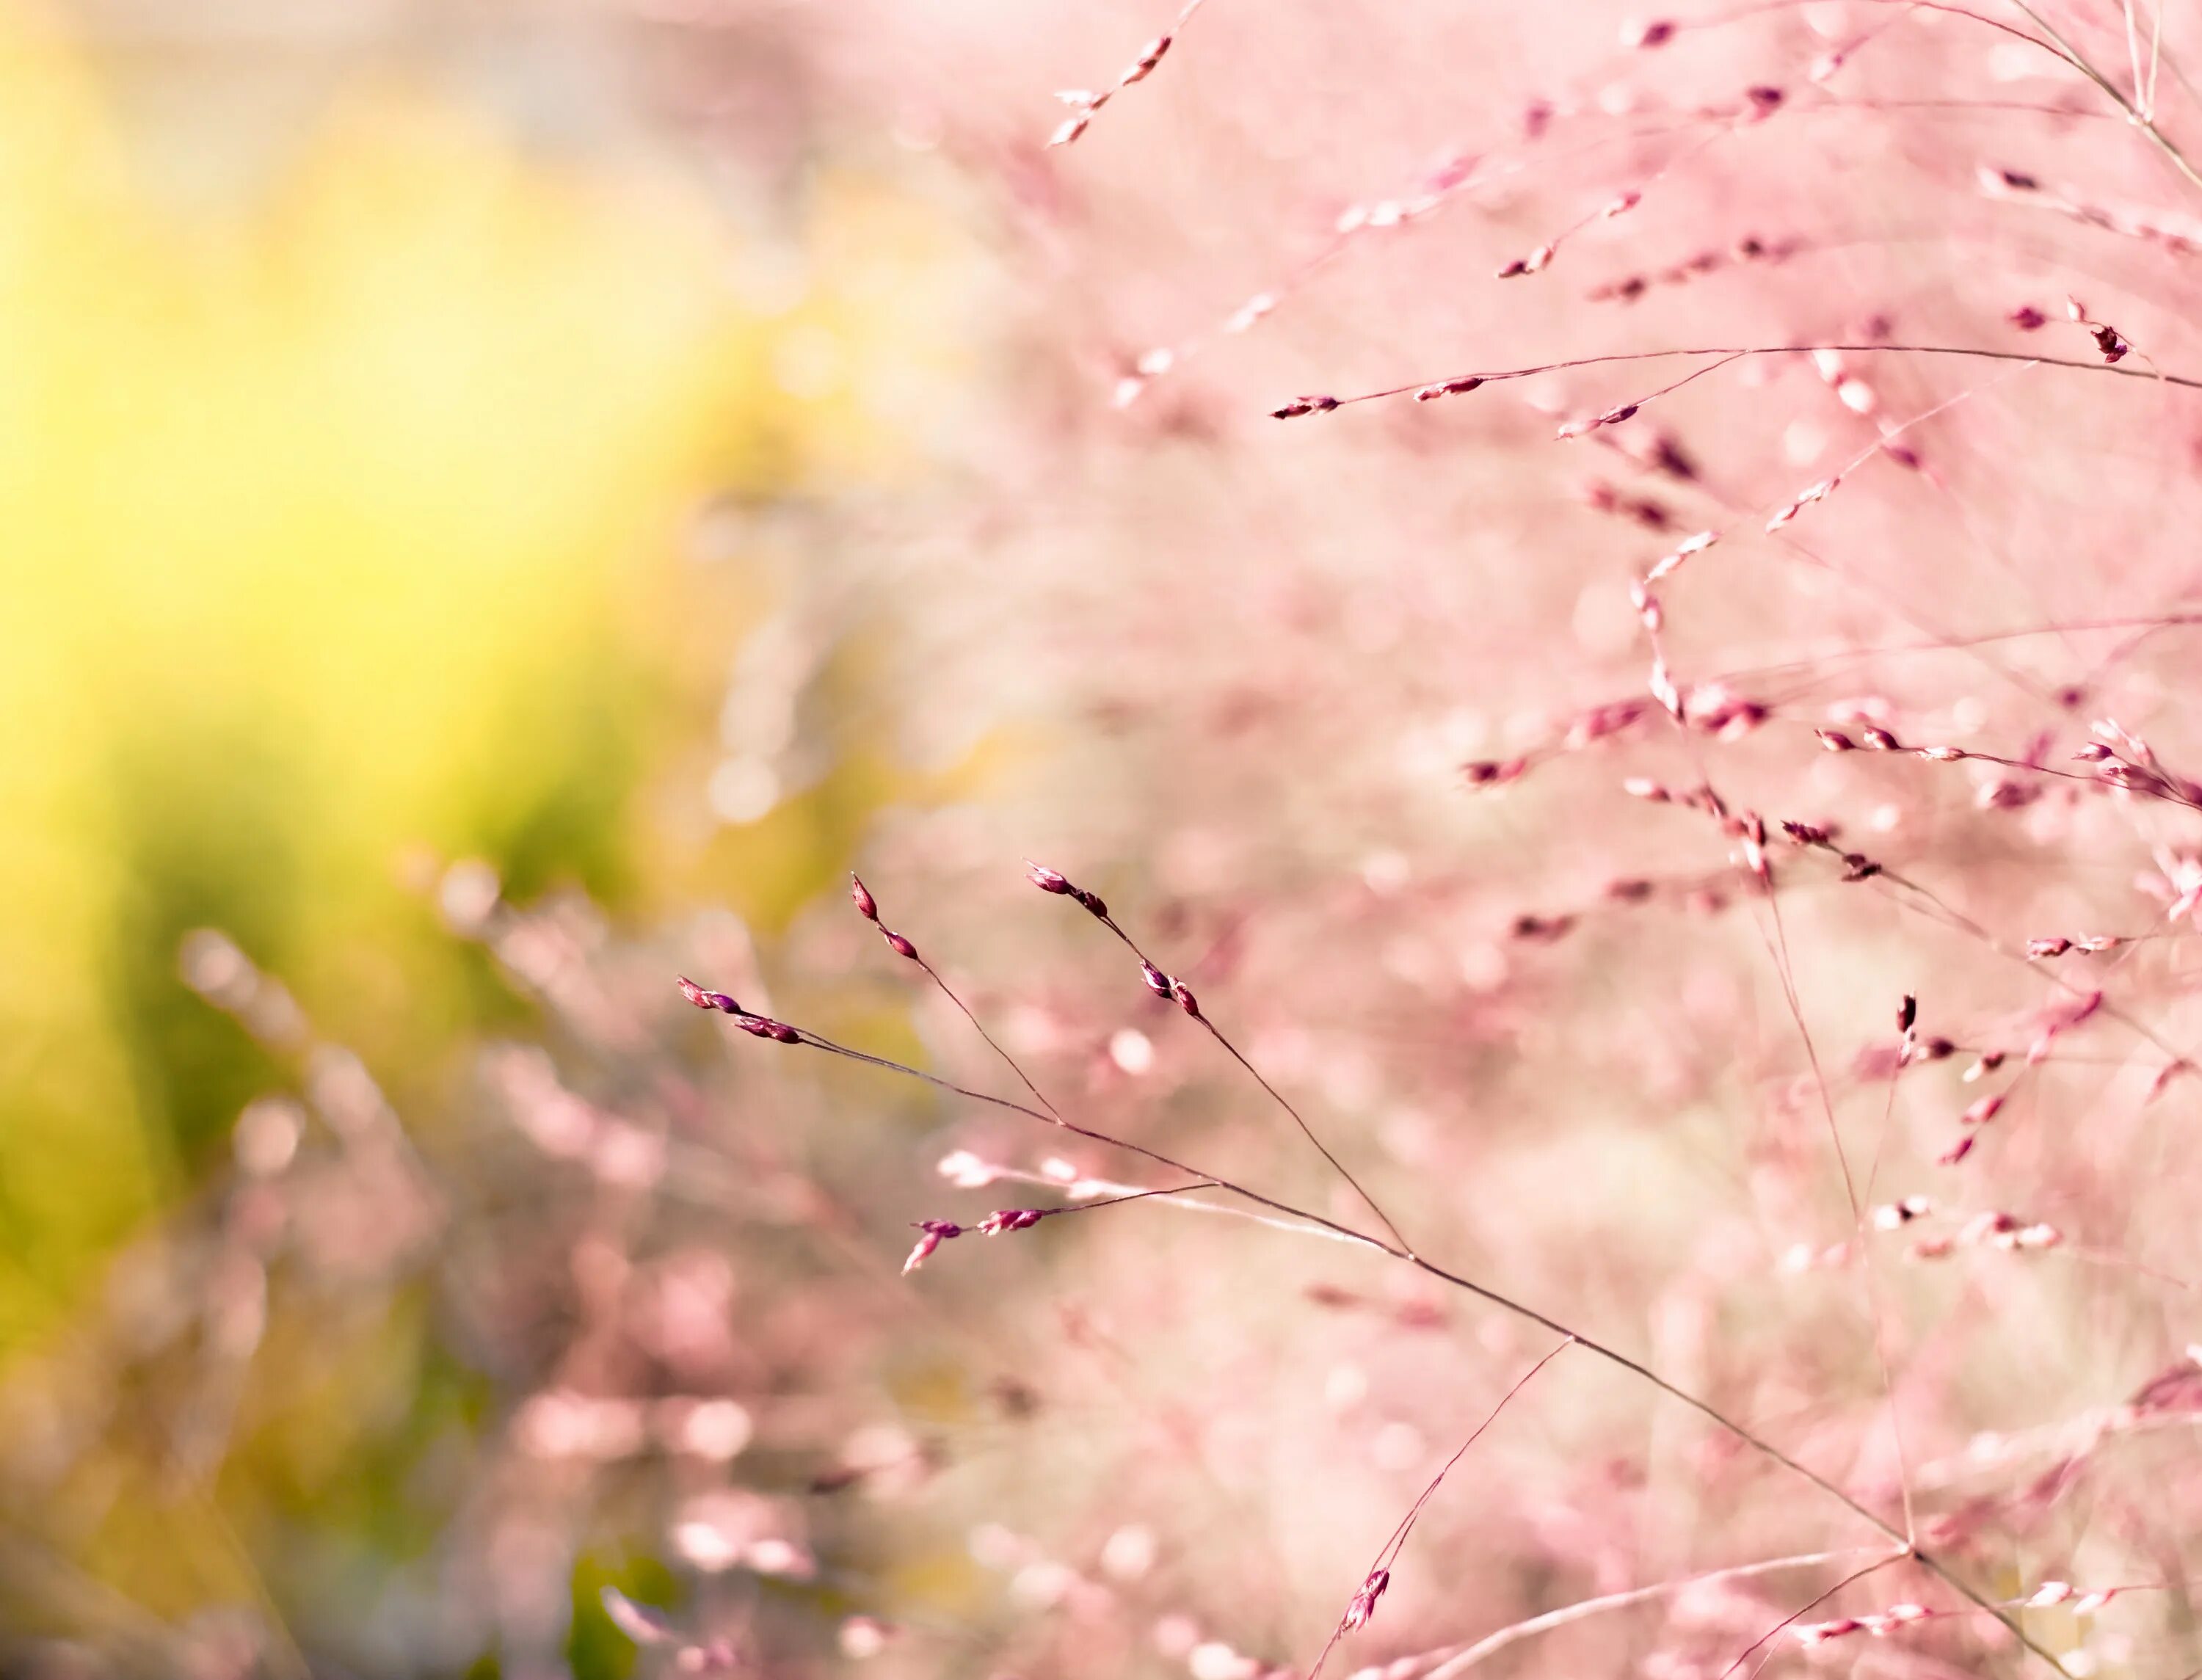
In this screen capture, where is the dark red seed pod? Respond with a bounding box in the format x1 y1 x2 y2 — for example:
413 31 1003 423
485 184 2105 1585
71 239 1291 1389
767 1021 802 1044
1816 730 1856 752
1173 981 1202 1018
850 874 879 921
1141 961 1172 998
884 931 918 961
1897 994 1917 1033
1027 862 1072 894
1077 890 1110 920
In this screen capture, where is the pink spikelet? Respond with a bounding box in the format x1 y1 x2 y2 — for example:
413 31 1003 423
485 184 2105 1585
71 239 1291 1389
677 975 741 1014
1961 1092 2006 1128
1342 1567 1390 1632
1025 861 1109 920
903 1220 964 1276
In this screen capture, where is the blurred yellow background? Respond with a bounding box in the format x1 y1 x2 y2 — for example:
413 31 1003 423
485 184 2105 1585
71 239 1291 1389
0 0 963 1356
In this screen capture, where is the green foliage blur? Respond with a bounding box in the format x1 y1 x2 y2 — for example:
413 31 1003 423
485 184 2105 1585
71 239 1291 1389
0 12 972 1657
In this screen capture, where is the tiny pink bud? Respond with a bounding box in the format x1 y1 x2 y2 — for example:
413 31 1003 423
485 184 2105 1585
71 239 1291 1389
850 874 879 921
768 1020 801 1043
1343 1568 1391 1631
1624 18 1676 48
884 930 918 961
979 1208 1047 1235
677 975 738 1013
1172 980 1202 1017
1859 726 1900 751
1961 1092 2006 1127
1122 34 1170 81
902 1219 964 1275
2009 305 2046 330
1271 394 1340 419
1795 1618 1862 1646
1141 961 1172 999
1028 862 1073 893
